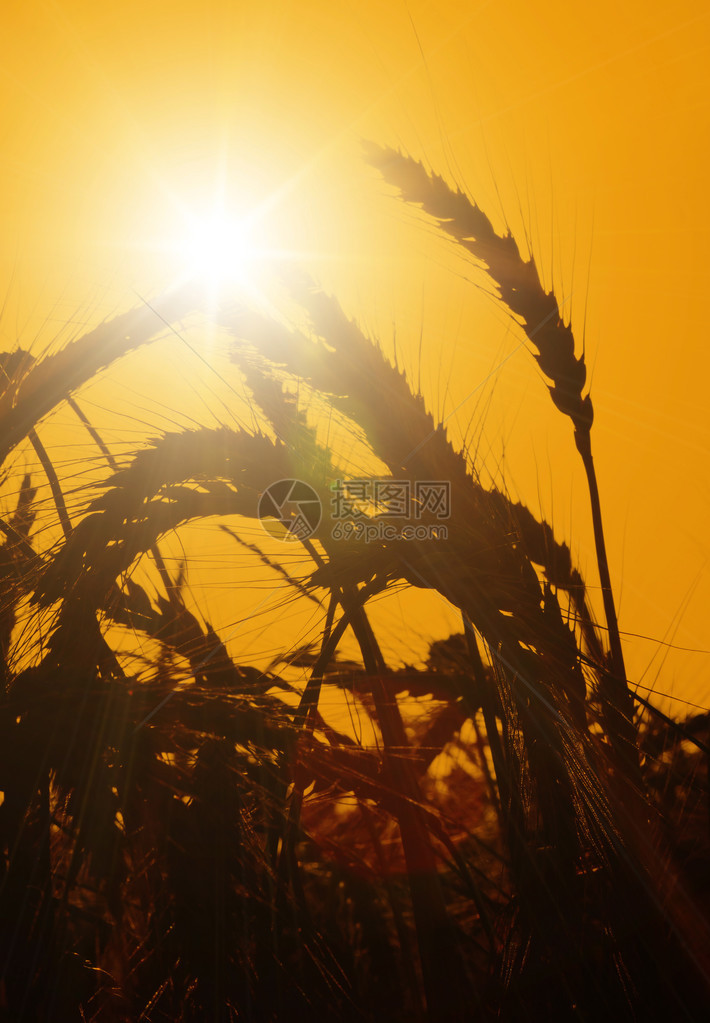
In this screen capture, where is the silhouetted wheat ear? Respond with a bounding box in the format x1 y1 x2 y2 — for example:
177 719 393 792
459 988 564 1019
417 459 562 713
0 290 197 469
364 143 593 437
365 143 640 780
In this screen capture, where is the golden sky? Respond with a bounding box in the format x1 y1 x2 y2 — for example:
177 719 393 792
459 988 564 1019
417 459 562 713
2 0 709 710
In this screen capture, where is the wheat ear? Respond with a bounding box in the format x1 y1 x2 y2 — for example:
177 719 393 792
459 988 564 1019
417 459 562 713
0 290 196 469
366 144 638 772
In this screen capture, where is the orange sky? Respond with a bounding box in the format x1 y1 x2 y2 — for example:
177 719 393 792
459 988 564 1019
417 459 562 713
2 0 709 710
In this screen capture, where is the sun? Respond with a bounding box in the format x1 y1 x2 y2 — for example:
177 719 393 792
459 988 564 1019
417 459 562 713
138 165 315 315
137 174 283 303
154 192 299 317
177 207 258 286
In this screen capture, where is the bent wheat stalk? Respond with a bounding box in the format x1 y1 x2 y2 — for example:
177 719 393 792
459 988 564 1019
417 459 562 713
0 289 197 469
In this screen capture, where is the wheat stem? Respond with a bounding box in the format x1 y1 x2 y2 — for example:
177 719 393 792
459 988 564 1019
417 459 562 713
575 429 640 772
28 428 72 540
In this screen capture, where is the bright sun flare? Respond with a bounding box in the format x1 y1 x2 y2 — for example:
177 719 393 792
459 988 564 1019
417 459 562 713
174 209 259 287
147 179 306 316
158 195 294 316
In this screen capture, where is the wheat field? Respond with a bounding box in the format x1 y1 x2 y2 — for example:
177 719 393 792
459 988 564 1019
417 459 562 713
1 147 709 1021
2 3 710 1020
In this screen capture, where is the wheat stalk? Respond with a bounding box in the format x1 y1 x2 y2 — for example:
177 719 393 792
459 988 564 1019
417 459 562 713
0 290 196 469
365 144 638 775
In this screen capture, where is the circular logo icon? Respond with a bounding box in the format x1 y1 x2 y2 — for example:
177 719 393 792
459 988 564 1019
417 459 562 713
258 479 322 542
